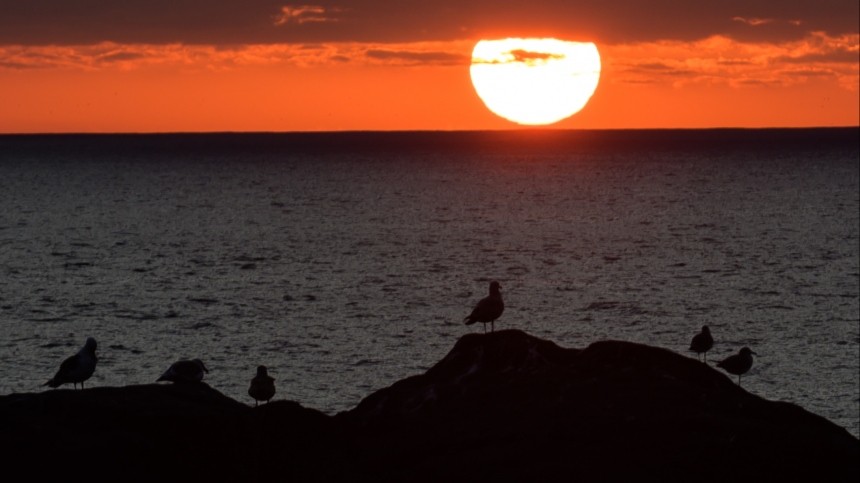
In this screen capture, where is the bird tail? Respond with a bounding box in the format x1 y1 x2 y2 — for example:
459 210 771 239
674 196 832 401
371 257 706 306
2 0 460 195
44 379 59 388
464 316 475 325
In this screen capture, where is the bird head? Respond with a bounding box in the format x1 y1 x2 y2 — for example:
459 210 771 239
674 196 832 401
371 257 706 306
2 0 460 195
256 365 268 376
193 359 209 373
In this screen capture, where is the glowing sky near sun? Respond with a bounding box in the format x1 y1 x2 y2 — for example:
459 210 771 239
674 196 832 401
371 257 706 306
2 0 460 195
0 1 857 132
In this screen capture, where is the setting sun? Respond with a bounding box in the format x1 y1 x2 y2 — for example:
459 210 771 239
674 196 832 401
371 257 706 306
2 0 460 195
470 38 601 126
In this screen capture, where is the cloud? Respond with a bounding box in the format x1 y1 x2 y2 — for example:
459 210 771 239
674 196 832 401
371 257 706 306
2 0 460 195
273 5 346 25
0 1 856 46
507 49 564 65
98 51 147 63
471 48 565 66
732 17 777 26
779 49 859 64
364 49 468 66
0 41 474 70
603 32 859 89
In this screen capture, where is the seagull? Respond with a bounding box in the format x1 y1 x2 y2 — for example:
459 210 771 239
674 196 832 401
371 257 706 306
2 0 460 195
248 365 276 406
464 281 504 333
45 337 98 389
717 347 757 386
157 358 209 384
689 325 714 363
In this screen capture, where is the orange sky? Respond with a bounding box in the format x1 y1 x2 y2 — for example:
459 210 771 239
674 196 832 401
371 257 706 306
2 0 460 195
1 1 857 132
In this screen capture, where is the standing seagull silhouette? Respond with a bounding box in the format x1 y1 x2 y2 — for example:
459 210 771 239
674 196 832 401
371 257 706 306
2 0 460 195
45 337 98 389
464 281 504 333
717 347 757 386
248 365 276 406
689 326 714 363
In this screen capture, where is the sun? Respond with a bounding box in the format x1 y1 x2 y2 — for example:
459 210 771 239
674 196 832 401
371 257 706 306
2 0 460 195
470 38 601 126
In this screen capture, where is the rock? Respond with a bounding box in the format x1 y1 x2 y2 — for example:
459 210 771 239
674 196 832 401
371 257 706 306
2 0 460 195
338 330 859 482
0 382 348 481
1 330 857 482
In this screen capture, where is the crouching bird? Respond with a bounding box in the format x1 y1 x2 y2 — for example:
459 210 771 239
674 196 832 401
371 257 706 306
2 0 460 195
157 358 208 383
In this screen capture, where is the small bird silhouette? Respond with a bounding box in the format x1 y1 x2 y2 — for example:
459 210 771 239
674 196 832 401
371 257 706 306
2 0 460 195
157 359 208 384
464 281 504 333
45 337 98 389
717 347 757 386
248 365 276 406
689 326 714 363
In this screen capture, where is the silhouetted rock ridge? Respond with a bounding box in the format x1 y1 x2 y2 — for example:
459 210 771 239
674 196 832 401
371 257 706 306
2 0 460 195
1 330 856 482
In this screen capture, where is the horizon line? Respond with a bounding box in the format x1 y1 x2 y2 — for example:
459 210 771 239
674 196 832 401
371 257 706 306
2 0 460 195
1 125 858 136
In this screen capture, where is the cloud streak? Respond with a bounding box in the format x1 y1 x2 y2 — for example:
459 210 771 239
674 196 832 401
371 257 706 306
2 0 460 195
0 41 475 70
274 5 346 25
507 50 564 65
604 32 859 90
364 49 468 66
3 31 854 95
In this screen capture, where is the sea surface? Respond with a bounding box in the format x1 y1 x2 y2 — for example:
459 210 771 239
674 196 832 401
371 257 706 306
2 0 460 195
1 129 858 438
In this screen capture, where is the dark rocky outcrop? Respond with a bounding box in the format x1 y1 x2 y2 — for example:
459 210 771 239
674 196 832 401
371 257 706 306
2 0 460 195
2 330 857 482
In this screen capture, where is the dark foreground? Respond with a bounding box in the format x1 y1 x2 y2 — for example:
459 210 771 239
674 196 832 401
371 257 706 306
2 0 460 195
2 330 857 482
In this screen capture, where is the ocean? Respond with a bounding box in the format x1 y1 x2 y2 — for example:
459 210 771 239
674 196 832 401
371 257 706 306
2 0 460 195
0 128 857 438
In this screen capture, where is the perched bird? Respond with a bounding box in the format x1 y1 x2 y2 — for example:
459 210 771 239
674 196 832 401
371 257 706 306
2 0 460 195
464 281 505 333
689 325 714 363
717 347 757 386
45 337 98 389
157 358 209 384
248 365 276 406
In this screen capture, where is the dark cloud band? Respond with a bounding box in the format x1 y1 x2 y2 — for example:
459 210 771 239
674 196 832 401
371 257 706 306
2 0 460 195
0 0 856 46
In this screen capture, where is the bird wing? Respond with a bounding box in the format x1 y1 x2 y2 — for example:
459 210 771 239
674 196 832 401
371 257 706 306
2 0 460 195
689 334 702 350
45 354 81 386
466 297 488 319
158 362 181 381
58 353 81 373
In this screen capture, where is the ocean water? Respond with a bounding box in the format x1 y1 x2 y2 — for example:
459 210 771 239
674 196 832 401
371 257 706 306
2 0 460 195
0 129 857 438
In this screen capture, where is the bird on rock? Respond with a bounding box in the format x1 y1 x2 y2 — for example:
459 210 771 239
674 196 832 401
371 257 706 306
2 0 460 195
157 358 209 384
689 325 714 363
45 337 98 389
248 365 276 406
717 347 757 386
464 281 504 333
